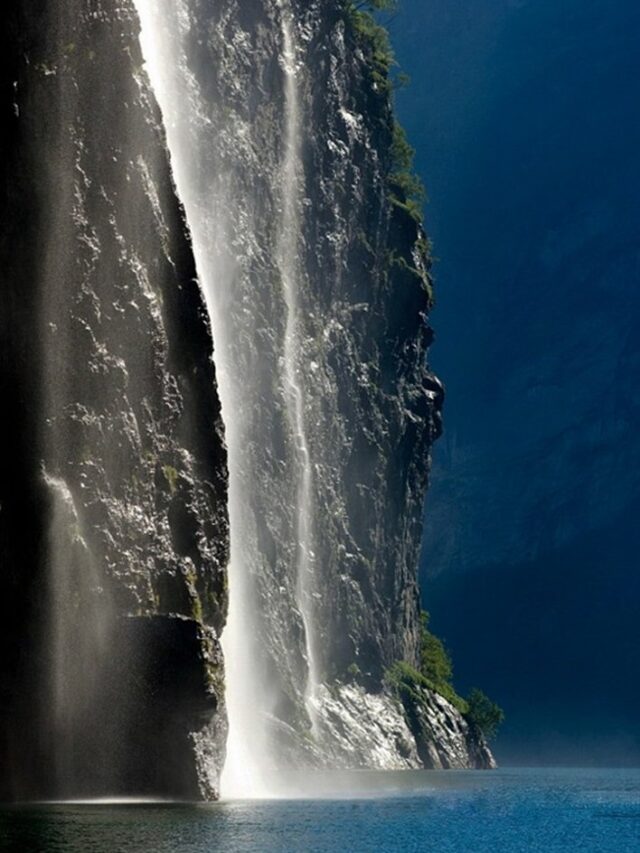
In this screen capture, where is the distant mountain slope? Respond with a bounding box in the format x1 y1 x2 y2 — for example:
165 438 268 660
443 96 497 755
392 0 640 763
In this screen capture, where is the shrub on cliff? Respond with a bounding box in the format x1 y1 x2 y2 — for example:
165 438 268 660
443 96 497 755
351 1 397 13
343 2 424 220
465 689 505 740
385 613 467 713
345 1 395 85
385 658 468 715
420 611 453 685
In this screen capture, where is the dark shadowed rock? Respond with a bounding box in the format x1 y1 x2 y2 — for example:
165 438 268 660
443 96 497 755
0 0 228 801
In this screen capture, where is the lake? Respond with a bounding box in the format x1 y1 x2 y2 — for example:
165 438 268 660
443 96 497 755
1 768 638 852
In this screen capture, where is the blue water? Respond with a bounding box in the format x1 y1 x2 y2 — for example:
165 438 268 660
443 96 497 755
1 769 638 852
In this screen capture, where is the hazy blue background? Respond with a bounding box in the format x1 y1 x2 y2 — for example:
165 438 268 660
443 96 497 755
391 0 640 765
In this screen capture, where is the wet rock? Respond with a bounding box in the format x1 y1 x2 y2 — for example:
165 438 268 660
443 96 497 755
0 0 228 801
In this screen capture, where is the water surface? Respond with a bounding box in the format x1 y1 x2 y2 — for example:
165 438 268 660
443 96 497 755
1 768 638 852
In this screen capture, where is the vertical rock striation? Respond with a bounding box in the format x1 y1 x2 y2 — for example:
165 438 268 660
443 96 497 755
0 0 492 802
0 0 228 800
134 0 490 774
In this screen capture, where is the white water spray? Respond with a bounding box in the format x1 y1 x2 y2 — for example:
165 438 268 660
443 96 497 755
44 472 113 792
133 0 272 799
133 0 326 798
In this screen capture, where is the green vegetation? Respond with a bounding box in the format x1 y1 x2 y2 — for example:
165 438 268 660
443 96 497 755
183 565 204 624
346 3 395 95
387 247 433 303
418 611 469 712
466 688 505 740
386 660 429 698
385 612 467 714
353 0 397 10
343 2 425 221
346 662 362 679
162 464 179 495
191 594 204 625
386 612 505 738
389 122 425 222
419 612 454 692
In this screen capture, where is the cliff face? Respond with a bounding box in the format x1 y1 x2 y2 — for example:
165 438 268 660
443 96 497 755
0 0 491 802
290 1 484 768
299 0 438 686
138 0 489 774
0 0 228 800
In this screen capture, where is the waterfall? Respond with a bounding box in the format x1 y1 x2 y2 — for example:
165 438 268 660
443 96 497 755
43 472 114 795
134 0 275 798
134 0 325 795
277 0 321 733
0 0 446 802
21 0 233 797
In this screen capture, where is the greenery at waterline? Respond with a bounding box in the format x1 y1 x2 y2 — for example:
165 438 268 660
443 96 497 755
385 611 505 740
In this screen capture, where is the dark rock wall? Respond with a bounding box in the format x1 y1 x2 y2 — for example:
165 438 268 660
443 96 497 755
149 0 481 770
399 687 495 771
0 0 228 800
0 2 48 801
0 0 492 797
301 1 443 684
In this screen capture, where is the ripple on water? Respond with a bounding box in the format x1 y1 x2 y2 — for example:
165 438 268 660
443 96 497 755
0 769 639 853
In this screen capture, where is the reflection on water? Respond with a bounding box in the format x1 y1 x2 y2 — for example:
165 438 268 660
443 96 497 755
1 769 639 853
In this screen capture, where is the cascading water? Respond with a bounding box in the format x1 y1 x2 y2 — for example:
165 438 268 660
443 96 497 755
132 0 449 797
0 0 468 803
44 472 114 795
135 0 278 798
9 0 231 800
134 0 325 795
0 0 494 802
276 0 321 733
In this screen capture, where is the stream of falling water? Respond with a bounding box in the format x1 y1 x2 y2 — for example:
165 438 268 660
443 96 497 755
134 0 270 800
134 0 321 798
44 472 112 794
276 0 321 734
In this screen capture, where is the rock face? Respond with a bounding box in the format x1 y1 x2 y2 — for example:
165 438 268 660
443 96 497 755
136 0 491 773
315 683 495 771
0 0 492 802
0 0 228 800
398 687 495 771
